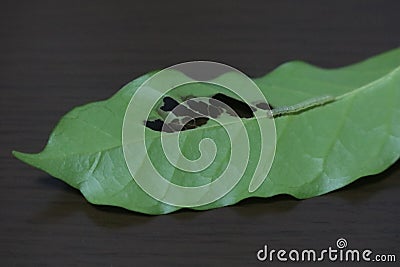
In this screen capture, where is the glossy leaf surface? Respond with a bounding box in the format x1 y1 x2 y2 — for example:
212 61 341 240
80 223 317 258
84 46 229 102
14 49 400 214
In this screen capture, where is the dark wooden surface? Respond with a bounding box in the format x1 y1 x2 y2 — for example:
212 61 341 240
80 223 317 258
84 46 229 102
1 0 399 266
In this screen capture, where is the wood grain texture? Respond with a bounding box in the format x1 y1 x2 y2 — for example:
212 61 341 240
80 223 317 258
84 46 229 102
1 0 399 266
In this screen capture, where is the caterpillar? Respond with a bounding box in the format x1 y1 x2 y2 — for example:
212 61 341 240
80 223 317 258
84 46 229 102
268 95 335 118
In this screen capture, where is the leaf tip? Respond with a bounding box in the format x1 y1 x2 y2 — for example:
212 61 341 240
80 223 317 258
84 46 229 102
12 150 40 166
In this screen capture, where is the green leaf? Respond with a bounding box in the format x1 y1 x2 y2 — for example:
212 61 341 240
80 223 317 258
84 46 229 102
13 48 400 215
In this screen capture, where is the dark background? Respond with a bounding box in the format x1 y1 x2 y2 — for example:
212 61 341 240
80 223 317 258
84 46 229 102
1 0 399 266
